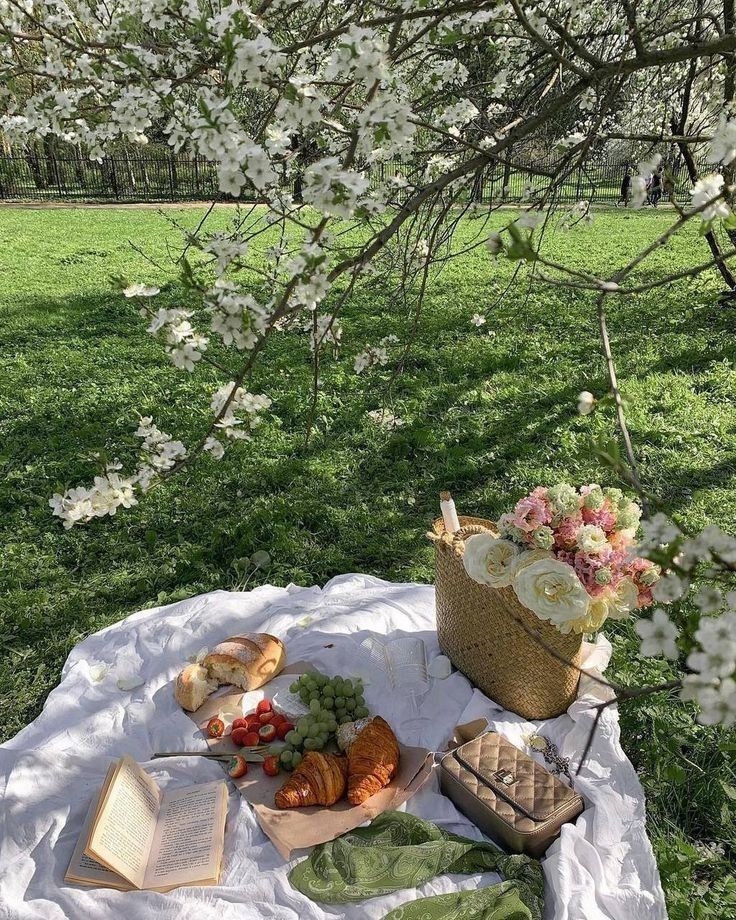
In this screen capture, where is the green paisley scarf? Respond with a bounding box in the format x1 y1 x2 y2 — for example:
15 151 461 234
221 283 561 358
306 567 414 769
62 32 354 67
289 810 544 920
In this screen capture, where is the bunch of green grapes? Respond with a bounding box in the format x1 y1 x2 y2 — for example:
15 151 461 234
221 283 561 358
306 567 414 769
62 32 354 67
291 671 370 724
268 672 370 771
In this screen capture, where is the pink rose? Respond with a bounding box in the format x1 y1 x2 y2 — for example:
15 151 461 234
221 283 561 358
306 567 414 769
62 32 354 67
636 586 654 607
511 495 552 533
608 529 633 551
572 551 610 597
627 558 658 607
554 514 582 550
582 499 616 533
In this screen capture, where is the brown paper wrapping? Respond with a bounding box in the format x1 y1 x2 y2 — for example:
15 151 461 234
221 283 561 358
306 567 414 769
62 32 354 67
186 664 433 859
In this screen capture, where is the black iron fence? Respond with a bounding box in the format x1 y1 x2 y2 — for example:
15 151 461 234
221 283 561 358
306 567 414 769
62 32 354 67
0 153 232 202
0 150 709 204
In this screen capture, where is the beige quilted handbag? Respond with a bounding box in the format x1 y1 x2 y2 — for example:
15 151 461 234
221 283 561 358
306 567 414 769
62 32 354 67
439 731 584 857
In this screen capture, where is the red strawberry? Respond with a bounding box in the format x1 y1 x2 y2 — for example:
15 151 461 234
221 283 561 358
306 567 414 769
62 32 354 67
256 699 272 715
275 721 294 741
270 713 286 727
245 714 261 729
242 731 261 747
231 726 250 747
206 717 225 739
258 723 276 743
227 754 248 779
262 755 280 777
231 717 248 732
258 712 274 725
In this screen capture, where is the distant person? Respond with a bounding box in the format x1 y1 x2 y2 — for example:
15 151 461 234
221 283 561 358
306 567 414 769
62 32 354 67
619 167 632 207
662 170 675 199
649 167 663 206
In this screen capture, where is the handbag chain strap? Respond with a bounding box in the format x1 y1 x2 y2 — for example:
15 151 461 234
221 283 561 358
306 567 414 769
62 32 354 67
526 733 573 784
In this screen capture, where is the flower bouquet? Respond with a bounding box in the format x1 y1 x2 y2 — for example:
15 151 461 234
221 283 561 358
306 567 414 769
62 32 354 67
430 485 659 719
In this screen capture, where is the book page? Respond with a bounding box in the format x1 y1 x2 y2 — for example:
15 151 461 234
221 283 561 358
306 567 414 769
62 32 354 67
143 781 227 891
65 768 133 890
86 756 161 889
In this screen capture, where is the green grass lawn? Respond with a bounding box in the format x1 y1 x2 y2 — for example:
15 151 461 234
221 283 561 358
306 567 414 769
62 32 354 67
1 204 735 916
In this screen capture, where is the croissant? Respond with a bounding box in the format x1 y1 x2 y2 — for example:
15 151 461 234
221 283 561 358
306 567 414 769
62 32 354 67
274 752 347 808
345 716 400 805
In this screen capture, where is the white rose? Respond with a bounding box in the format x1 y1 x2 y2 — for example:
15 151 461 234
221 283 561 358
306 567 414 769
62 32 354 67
561 590 612 635
577 524 608 554
607 576 639 620
513 558 590 629
463 534 521 588
513 548 555 573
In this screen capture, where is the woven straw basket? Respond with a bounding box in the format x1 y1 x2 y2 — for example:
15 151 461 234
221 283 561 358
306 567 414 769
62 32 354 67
429 515 582 720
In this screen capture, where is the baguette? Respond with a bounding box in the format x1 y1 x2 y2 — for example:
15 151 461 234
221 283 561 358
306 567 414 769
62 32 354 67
175 663 219 712
202 633 286 693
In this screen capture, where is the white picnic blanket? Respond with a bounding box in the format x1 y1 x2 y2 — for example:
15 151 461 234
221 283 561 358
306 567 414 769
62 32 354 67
0 574 666 920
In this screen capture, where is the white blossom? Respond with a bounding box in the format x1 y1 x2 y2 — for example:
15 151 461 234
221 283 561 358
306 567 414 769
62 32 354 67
631 154 661 209
486 232 503 256
577 391 595 415
557 132 585 149
308 315 342 352
693 586 723 614
203 436 225 460
210 383 272 440
471 313 486 327
707 115 736 166
639 514 681 549
123 283 160 298
354 335 398 374
203 234 249 276
49 469 139 528
690 174 731 222
635 608 679 659
687 646 736 680
694 678 736 726
516 210 543 230
653 572 687 603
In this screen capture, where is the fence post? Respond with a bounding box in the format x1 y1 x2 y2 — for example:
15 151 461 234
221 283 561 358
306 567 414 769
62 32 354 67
109 157 119 198
168 155 176 198
51 153 63 195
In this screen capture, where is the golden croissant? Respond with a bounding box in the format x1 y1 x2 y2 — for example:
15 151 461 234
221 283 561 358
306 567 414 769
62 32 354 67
345 716 400 805
274 752 347 808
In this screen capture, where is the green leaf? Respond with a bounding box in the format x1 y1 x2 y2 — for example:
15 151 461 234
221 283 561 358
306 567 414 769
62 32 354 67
250 550 271 569
663 763 687 784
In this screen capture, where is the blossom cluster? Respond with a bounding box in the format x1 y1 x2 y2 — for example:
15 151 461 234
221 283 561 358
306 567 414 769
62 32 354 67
634 514 736 726
147 307 208 372
49 385 272 525
208 382 272 455
354 335 399 373
463 484 659 634
48 418 185 528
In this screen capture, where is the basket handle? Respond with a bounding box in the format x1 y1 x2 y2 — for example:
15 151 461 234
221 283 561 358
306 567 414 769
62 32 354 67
448 524 493 553
428 519 496 555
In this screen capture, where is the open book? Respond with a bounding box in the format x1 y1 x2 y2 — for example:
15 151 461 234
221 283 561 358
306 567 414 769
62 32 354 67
65 756 227 891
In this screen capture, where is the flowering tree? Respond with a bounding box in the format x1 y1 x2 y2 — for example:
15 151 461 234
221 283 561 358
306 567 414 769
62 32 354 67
2 0 736 736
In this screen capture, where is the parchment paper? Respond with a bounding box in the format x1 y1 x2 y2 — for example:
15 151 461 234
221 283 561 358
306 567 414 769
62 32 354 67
188 664 432 858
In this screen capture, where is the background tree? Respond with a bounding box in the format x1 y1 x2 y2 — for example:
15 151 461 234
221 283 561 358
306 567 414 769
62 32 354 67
2 0 736 733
